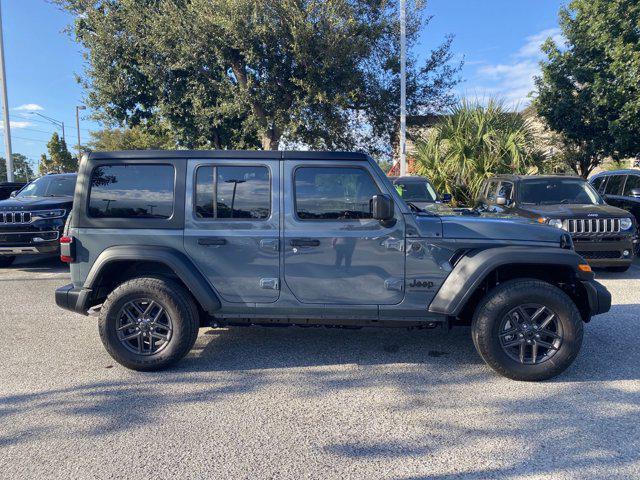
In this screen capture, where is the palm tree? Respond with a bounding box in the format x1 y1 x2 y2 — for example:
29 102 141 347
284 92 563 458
414 99 544 205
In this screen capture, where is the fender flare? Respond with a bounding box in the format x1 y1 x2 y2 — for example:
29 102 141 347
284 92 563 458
82 245 221 313
428 246 592 316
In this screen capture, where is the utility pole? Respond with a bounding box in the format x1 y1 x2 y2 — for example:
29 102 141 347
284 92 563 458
0 1 13 182
399 0 407 177
76 105 86 158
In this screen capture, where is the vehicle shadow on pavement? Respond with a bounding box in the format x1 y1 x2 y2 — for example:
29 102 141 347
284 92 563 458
0 256 68 276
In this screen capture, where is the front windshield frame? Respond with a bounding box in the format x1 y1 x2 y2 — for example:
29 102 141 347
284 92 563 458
16 175 77 198
517 179 604 206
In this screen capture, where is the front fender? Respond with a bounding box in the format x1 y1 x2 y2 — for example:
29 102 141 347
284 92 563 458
428 246 592 316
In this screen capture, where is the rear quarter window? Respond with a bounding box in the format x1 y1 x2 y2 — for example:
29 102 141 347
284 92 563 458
604 175 626 195
88 164 175 219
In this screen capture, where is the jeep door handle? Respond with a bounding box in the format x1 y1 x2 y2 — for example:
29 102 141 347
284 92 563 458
290 238 320 247
198 237 227 246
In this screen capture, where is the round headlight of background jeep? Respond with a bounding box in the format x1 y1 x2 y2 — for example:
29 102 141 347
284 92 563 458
619 218 633 230
547 218 564 229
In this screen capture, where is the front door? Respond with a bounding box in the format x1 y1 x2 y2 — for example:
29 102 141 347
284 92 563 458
283 162 405 305
184 159 280 304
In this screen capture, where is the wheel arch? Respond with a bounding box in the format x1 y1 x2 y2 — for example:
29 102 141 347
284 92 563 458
82 245 221 314
429 247 594 322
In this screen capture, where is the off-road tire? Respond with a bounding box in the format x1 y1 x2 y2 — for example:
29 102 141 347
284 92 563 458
0 256 15 268
471 279 583 381
98 277 200 371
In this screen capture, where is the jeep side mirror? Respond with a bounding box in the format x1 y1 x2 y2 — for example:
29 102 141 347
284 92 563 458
9 190 17 198
441 193 452 203
630 188 640 199
496 195 507 206
372 194 394 221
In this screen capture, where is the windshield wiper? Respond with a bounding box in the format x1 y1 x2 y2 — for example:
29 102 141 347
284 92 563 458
406 202 423 212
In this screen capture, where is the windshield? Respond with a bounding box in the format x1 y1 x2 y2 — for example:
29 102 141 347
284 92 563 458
519 179 603 205
395 180 438 203
17 175 77 198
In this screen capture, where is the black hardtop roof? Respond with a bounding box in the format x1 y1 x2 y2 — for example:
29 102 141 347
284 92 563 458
591 169 640 176
490 173 584 182
87 150 370 161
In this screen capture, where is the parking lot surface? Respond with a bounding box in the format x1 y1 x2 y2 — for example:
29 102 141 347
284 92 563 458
1 256 639 480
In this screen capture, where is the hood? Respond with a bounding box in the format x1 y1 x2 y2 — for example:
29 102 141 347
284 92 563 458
415 204 563 244
518 203 631 219
0 196 73 211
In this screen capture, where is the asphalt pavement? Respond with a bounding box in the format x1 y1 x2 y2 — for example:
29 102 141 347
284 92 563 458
0 256 639 479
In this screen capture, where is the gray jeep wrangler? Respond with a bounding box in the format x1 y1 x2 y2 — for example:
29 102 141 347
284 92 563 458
56 151 611 380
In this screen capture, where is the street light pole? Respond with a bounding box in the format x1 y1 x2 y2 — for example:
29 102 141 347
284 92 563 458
399 0 407 177
0 1 13 182
75 105 86 158
30 112 65 141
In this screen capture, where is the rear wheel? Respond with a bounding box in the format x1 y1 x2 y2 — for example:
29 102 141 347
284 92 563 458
98 277 200 371
472 279 583 381
0 256 15 268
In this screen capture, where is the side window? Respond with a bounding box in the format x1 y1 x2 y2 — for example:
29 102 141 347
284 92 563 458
294 167 380 220
195 165 270 220
604 175 626 195
623 174 640 195
89 164 175 219
497 182 514 201
591 176 605 192
486 181 498 203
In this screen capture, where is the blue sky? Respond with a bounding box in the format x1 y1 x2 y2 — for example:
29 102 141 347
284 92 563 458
0 0 566 171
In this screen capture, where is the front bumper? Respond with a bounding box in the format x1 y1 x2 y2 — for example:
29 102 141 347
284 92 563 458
581 280 611 318
0 230 60 256
573 235 634 267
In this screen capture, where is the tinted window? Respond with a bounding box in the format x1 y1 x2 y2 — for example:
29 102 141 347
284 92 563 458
295 167 380 220
591 176 606 192
604 175 626 195
17 175 76 198
195 165 270 220
395 180 437 202
624 175 640 195
89 165 174 218
519 179 602 205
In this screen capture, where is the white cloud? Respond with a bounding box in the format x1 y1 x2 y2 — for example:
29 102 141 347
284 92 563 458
0 120 33 129
472 28 564 109
13 103 44 112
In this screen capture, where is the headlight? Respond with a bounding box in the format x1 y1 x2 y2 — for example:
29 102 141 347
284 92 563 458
31 209 66 220
619 218 633 230
547 218 564 229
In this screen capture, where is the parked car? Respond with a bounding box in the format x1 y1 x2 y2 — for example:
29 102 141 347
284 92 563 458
56 151 610 381
476 174 636 272
0 182 26 200
388 175 449 209
589 169 640 253
0 173 77 268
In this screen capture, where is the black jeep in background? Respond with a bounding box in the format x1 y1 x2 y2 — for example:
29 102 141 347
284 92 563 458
590 169 640 254
0 173 77 268
477 175 636 272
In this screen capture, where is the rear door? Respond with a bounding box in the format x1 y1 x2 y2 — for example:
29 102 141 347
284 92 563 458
283 161 405 305
603 174 627 208
184 159 280 304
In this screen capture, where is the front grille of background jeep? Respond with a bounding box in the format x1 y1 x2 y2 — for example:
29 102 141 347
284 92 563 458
0 211 32 224
580 251 622 260
562 218 620 234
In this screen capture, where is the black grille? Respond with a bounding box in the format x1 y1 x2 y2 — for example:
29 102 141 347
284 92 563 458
580 251 621 260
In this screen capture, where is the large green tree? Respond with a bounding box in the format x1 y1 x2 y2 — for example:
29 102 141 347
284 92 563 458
88 124 176 151
414 99 544 205
0 153 35 182
534 0 640 178
58 0 460 155
39 132 78 175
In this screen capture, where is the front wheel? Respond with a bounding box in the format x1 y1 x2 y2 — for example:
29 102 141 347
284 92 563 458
98 277 200 371
472 279 583 381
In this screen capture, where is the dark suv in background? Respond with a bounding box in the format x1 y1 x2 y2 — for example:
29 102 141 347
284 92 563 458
590 169 640 253
0 173 77 267
477 175 636 272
